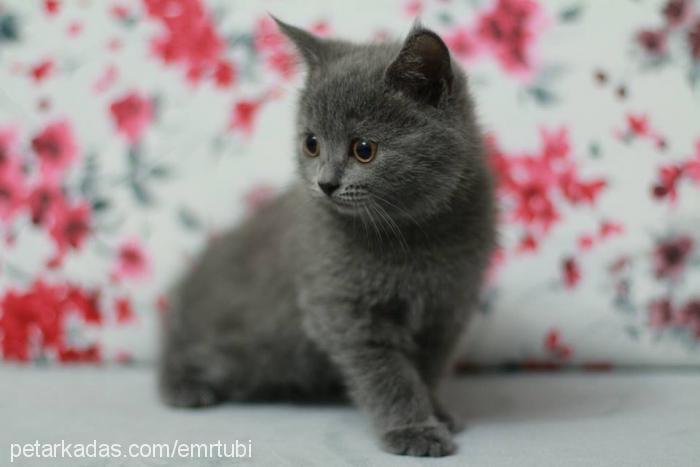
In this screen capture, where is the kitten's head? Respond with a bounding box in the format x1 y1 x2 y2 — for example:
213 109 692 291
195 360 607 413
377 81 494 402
276 18 481 223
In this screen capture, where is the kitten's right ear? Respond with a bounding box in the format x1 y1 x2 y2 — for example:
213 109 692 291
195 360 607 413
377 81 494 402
272 16 331 70
385 25 454 107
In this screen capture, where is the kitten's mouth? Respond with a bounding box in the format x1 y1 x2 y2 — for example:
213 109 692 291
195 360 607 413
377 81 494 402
329 198 367 214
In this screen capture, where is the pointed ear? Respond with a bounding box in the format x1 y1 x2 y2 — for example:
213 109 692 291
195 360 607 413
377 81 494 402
385 25 453 107
272 16 329 69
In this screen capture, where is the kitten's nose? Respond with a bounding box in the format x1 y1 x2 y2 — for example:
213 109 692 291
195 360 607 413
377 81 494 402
318 180 340 196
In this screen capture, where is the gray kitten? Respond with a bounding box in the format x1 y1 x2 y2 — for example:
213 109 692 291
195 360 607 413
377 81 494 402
159 18 496 457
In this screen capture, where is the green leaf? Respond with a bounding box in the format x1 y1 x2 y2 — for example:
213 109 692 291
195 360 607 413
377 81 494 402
559 4 583 22
0 14 19 42
131 181 152 205
178 207 202 230
149 165 170 179
91 198 111 212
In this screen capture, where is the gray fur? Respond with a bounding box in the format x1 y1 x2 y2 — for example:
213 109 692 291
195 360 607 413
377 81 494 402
159 19 496 457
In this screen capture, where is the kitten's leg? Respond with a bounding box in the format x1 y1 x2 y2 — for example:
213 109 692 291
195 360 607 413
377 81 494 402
158 338 227 408
326 344 456 457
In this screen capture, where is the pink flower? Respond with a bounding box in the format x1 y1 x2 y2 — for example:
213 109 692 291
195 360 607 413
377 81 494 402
49 201 91 263
649 297 674 328
0 125 20 170
114 297 135 323
112 238 151 281
229 98 263 136
0 160 26 222
627 114 650 136
685 143 700 182
475 0 541 74
676 299 700 339
143 0 225 84
653 235 693 280
517 232 538 252
444 26 478 61
214 60 237 88
544 328 573 360
253 17 286 53
267 49 297 79
31 120 79 181
403 0 423 17
110 92 153 143
662 0 688 26
0 280 102 362
636 29 668 55
27 182 64 226
599 220 624 238
29 59 54 82
44 0 60 15
540 127 570 161
651 164 684 201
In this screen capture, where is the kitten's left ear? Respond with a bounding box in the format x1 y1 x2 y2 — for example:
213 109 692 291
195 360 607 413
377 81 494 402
272 16 331 69
385 25 453 107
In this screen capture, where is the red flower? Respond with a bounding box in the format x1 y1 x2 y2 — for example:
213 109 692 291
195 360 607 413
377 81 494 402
653 235 693 280
112 238 151 281
0 159 26 222
29 59 54 82
475 0 541 74
562 257 580 288
627 114 649 136
444 26 478 61
662 0 688 26
514 181 559 229
578 234 594 251
599 220 624 238
676 299 700 339
143 0 226 85
49 201 91 260
44 0 60 15
651 164 684 201
267 49 297 79
636 29 667 55
544 328 573 360
558 171 606 205
403 0 423 17
517 232 538 252
214 60 237 88
31 120 79 181
0 280 103 362
253 17 287 53
27 182 64 226
114 297 135 323
540 127 570 161
685 142 700 182
648 297 674 328
229 98 263 136
110 92 153 143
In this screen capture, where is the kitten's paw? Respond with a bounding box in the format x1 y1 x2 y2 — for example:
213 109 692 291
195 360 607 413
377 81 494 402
437 411 466 434
381 423 456 457
160 381 221 408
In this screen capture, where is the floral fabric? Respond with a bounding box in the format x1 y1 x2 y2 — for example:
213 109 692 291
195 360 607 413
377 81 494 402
0 0 698 366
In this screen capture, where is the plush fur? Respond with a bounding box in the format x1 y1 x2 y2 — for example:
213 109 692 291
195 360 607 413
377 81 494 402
159 19 496 457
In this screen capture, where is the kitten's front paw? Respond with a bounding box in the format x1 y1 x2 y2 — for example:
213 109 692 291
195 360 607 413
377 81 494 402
381 423 456 457
160 380 221 408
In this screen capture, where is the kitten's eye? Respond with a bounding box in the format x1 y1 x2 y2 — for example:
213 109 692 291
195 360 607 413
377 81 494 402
351 139 377 163
303 134 320 157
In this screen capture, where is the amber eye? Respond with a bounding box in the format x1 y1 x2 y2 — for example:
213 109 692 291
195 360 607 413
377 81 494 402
351 139 377 163
303 134 319 157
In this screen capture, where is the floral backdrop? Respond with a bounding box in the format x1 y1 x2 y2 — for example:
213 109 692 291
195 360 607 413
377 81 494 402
0 0 699 367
